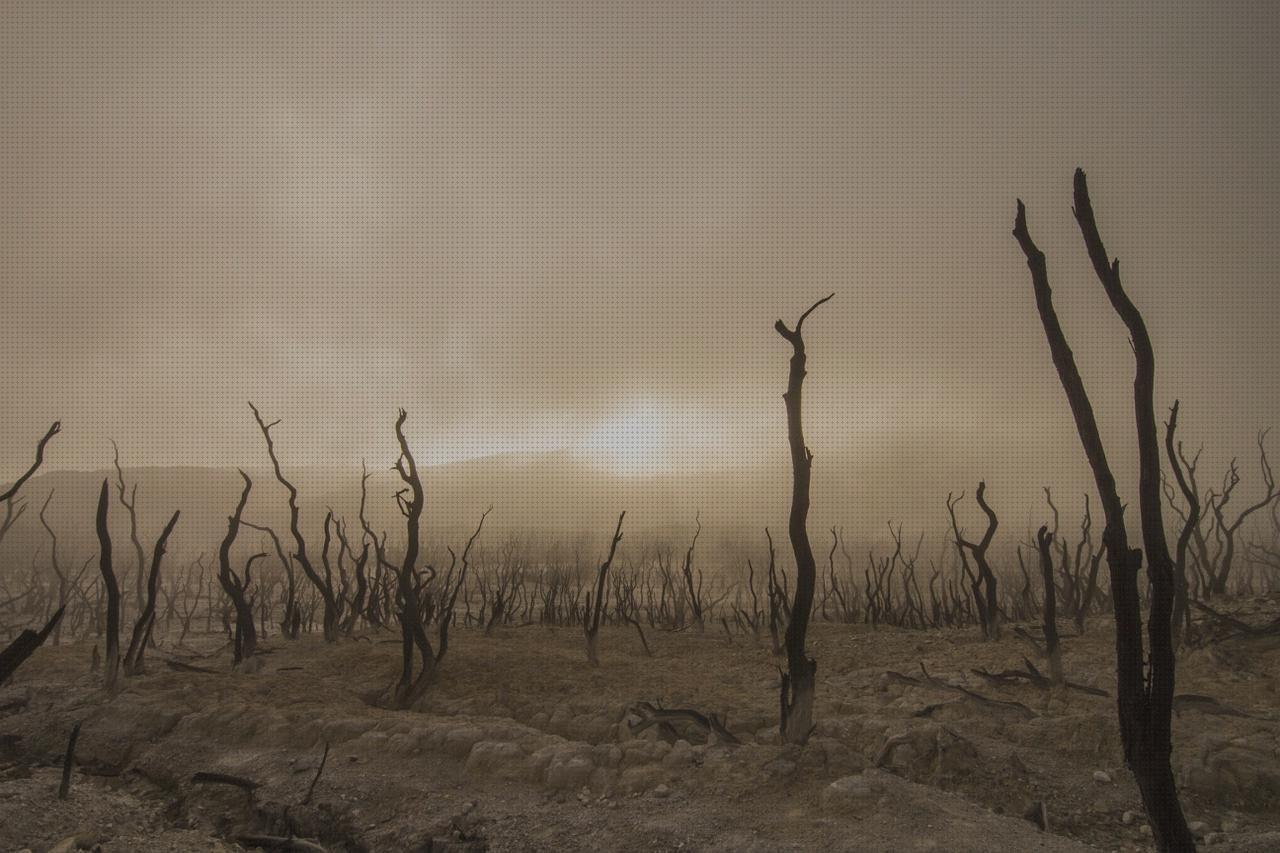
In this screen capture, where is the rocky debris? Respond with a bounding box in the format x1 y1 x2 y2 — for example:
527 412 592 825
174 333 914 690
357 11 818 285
821 771 887 814
1181 736 1280 807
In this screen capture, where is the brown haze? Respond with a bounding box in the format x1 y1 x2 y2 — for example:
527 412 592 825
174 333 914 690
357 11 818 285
3 0 1278 545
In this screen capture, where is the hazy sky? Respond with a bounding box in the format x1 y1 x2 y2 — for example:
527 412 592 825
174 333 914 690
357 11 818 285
3 1 1278 522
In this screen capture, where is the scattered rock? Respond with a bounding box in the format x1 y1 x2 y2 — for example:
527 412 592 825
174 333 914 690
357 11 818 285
1092 770 1112 784
820 771 883 814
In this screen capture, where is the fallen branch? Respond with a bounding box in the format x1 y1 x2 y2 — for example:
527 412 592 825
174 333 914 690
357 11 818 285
302 742 330 805
235 835 327 853
883 663 1036 719
1173 693 1272 720
191 771 259 794
627 700 741 745
165 658 219 675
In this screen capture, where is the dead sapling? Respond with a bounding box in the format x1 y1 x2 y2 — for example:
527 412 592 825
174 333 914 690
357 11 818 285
774 293 833 744
584 512 626 666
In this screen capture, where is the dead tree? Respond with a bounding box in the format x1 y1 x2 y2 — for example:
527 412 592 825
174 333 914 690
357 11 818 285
1013 169 1195 852
1035 525 1063 684
218 472 258 665
1207 431 1276 597
392 409 436 706
680 513 706 630
111 442 148 619
242 519 300 638
122 509 181 675
0 422 61 508
774 293 832 745
1164 402 1200 645
249 403 339 641
947 484 1001 639
38 491 69 645
584 512 625 666
95 480 121 689
436 507 491 664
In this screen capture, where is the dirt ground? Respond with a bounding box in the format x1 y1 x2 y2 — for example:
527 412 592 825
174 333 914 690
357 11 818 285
2 601 1278 853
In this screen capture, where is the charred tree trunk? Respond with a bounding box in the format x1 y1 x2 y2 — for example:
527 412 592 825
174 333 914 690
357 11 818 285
96 480 121 690
1164 402 1198 646
123 510 181 675
0 606 64 687
250 403 338 641
774 294 832 745
392 409 436 707
1013 170 1195 852
218 472 258 665
1035 525 1063 684
584 513 625 666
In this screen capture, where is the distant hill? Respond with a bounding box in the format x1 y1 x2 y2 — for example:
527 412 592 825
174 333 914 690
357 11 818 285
0 444 1096 580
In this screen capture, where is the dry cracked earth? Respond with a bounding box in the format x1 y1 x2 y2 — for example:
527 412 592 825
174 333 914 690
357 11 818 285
2 599 1279 853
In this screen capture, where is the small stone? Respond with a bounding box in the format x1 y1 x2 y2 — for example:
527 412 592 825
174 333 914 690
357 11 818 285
1092 770 1113 784
1188 821 1209 837
1122 810 1138 826
1140 825 1153 837
652 783 671 798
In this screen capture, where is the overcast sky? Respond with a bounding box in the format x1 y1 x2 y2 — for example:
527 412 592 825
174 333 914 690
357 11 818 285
2 1 1277 524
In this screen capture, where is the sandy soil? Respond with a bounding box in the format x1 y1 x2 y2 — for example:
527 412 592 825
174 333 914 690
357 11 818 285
1 601 1278 852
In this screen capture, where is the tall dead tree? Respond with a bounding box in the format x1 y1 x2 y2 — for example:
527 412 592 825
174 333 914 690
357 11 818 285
249 403 338 641
392 409 435 706
96 480 121 690
584 512 625 665
111 442 148 617
680 513 705 630
122 509 181 675
1013 169 1195 852
39 491 68 645
1164 402 1199 645
218 472 259 665
774 293 832 745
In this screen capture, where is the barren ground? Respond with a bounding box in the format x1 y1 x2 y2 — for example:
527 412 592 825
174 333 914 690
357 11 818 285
2 601 1279 853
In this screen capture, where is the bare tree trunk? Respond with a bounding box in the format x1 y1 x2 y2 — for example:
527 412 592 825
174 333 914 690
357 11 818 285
218 472 258 665
123 510 181 675
584 513 625 665
96 480 121 690
774 294 832 745
392 409 436 707
249 403 338 640
1013 170 1195 852
0 422 61 506
0 606 64 686
1035 526 1063 684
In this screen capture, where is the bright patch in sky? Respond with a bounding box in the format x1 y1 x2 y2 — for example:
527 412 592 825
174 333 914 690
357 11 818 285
578 404 669 476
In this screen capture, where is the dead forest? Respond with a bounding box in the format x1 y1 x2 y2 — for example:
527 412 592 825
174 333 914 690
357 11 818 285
2 172 1279 853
